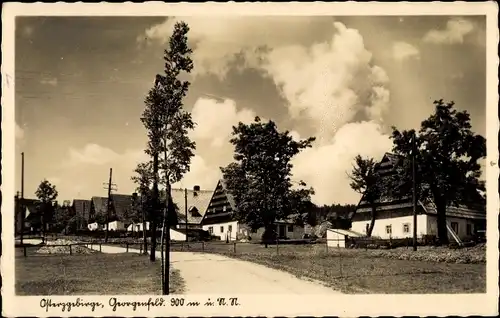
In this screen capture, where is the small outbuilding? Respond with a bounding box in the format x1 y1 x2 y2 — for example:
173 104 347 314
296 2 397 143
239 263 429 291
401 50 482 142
326 228 364 248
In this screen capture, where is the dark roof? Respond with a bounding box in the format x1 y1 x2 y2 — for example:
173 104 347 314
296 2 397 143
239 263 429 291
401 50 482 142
91 194 134 220
354 152 486 220
72 199 91 220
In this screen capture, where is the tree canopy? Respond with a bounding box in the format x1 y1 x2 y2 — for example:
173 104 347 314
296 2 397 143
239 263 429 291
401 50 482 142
221 117 315 240
35 179 58 235
388 99 486 243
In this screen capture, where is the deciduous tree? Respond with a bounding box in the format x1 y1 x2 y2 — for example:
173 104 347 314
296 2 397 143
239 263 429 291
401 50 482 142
140 21 195 295
35 179 58 236
221 117 315 246
389 100 486 244
347 155 385 237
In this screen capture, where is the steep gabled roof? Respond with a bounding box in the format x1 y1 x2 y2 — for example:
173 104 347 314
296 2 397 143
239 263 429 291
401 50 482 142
170 188 213 224
72 199 91 220
353 152 486 219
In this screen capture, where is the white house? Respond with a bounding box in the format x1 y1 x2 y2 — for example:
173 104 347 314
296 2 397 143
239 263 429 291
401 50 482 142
350 153 486 243
201 179 305 242
108 220 126 231
127 222 150 232
87 222 102 231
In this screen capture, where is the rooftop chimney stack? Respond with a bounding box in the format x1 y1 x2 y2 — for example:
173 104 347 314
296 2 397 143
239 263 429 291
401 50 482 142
193 185 200 196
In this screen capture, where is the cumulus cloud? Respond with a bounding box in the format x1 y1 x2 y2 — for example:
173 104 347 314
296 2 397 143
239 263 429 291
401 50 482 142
423 18 475 45
140 18 394 205
392 41 420 61
176 155 222 190
292 122 392 205
190 97 256 147
140 16 333 79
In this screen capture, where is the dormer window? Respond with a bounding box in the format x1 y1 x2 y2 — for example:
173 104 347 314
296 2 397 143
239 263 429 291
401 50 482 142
189 206 201 217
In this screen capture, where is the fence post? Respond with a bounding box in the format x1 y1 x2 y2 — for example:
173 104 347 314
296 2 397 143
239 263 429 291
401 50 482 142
99 244 102 252
23 246 27 257
202 241 205 252
126 243 129 253
276 239 279 255
339 243 343 278
233 242 236 254
140 243 142 254
69 245 72 255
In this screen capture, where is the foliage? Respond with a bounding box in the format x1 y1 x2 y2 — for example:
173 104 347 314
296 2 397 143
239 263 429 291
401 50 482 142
54 203 74 233
306 203 356 226
221 117 315 241
388 100 486 244
347 155 385 236
35 179 58 235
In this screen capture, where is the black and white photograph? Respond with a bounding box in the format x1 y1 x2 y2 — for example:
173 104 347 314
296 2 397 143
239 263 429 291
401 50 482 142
2 2 499 317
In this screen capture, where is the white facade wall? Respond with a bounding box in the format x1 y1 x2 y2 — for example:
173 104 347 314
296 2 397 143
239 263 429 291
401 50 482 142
426 215 475 241
351 214 428 239
127 222 151 232
203 221 304 241
108 221 126 231
203 220 240 241
87 222 102 231
352 214 478 241
326 230 346 248
170 229 187 241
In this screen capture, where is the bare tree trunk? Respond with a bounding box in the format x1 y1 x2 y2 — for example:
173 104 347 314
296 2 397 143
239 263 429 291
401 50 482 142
141 197 148 255
161 180 172 295
150 152 159 262
436 201 449 245
367 203 377 237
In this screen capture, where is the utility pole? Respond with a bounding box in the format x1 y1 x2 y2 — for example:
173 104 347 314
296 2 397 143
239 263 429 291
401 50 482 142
103 168 117 243
185 188 188 242
412 131 418 251
20 152 25 244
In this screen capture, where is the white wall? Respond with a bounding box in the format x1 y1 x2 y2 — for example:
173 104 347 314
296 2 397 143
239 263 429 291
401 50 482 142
170 229 187 241
351 214 429 239
203 221 304 241
127 222 150 232
108 221 125 231
87 222 102 231
203 220 240 241
326 230 346 248
426 215 475 241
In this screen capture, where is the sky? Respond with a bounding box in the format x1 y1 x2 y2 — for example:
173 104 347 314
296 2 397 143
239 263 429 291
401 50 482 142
14 15 487 205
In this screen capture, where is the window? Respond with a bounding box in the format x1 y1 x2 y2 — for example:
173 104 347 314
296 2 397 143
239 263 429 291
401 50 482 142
466 224 472 236
208 227 213 234
385 225 392 235
223 206 227 212
252 228 258 233
403 223 410 233
288 225 294 232
220 226 224 233
228 225 232 232
451 222 459 234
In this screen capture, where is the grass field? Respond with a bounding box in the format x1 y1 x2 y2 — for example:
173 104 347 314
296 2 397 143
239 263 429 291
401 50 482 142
170 241 486 294
16 250 184 295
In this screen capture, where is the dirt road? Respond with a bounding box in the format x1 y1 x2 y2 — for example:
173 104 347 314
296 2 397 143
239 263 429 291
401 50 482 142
22 239 340 294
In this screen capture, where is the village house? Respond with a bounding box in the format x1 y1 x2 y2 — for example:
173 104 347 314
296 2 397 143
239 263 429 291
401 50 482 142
124 185 212 241
349 153 486 243
15 197 41 235
71 199 91 230
88 194 135 226
201 179 305 241
170 185 213 231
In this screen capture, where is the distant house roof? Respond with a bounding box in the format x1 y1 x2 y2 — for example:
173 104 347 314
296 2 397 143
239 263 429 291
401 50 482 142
328 228 364 237
90 194 134 221
19 198 40 223
72 199 91 220
353 152 486 220
169 188 213 225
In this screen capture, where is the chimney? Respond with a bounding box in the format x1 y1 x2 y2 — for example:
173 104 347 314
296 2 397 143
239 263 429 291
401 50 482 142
193 185 200 196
